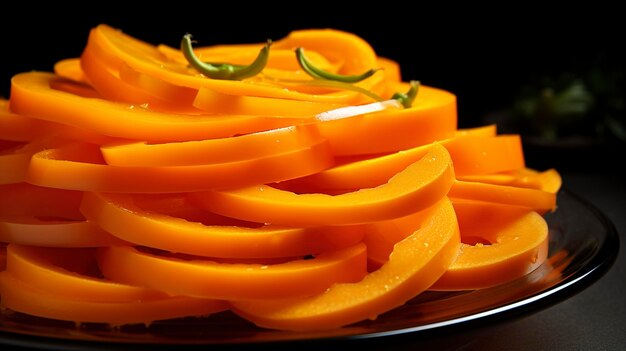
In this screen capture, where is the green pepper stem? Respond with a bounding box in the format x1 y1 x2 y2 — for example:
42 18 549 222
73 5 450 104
392 80 420 108
295 47 379 83
181 34 270 80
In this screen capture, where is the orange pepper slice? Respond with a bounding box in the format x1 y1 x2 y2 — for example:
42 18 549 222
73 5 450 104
506 168 562 193
458 168 562 193
100 124 325 167
117 61 199 107
97 243 367 300
290 126 505 191
81 40 194 111
432 202 549 290
159 43 339 72
10 72 305 142
230 198 460 331
377 57 402 84
81 192 364 258
0 183 83 220
88 25 358 103
363 205 439 269
522 168 562 193
158 43 354 94
193 87 344 117
48 76 102 99
0 182 117 247
5 245 166 301
1 99 42 142
316 84 457 156
0 272 227 325
449 180 557 213
83 37 201 113
272 29 387 97
444 134 525 176
119 59 346 105
53 58 87 83
26 141 333 193
90 25 381 104
94 38 338 110
190 143 454 226
0 142 31 184
273 29 378 74
0 217 119 247
1 99 111 144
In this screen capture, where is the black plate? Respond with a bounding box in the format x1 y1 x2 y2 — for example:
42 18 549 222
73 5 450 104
0 190 619 350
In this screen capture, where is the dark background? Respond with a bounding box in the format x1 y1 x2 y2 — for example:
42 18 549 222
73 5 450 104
1 5 623 129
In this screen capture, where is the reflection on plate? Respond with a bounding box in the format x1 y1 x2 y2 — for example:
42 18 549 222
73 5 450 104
0 190 619 350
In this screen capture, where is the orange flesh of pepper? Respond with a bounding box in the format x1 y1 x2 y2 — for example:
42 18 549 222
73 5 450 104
431 202 549 290
191 143 455 226
80 192 365 258
0 25 562 330
97 243 367 300
231 198 460 331
0 271 227 325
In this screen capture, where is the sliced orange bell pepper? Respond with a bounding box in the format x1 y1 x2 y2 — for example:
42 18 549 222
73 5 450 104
193 87 344 117
458 168 562 194
270 28 388 100
81 40 194 111
0 142 31 184
5 245 166 301
190 143 454 226
316 84 457 156
272 29 379 86
26 141 333 193
444 134 525 176
159 42 339 72
449 180 557 213
89 25 381 104
98 243 367 300
377 57 402 83
81 192 364 258
0 23 566 330
0 217 119 247
230 198 460 331
1 99 41 142
119 53 346 103
0 271 227 325
505 168 562 193
0 183 83 220
10 72 305 142
1 99 111 144
49 77 102 99
457 124 497 137
53 58 87 83
525 168 562 193
100 124 325 167
432 203 548 290
290 126 507 191
118 61 199 107
363 205 439 268
375 57 403 98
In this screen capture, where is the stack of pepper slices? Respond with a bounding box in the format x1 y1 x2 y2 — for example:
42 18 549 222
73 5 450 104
0 25 561 331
